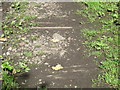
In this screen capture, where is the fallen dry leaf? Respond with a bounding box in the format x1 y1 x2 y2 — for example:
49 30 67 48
12 69 16 74
52 64 63 71
0 37 7 42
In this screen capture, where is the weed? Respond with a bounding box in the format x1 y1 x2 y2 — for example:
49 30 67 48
30 36 38 41
79 21 85 24
2 71 19 89
35 44 41 48
23 51 33 58
2 2 34 89
79 2 119 88
1 59 30 89
37 50 45 55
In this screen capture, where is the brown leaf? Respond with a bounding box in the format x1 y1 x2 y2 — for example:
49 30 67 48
0 37 7 42
12 69 16 74
52 64 63 71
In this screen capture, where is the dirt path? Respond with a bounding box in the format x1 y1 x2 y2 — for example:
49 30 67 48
11 2 99 88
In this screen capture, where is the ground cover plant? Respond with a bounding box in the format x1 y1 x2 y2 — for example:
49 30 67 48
77 2 119 88
1 2 35 89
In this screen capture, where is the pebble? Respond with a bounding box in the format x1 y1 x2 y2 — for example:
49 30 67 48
60 50 66 57
67 58 70 61
33 41 37 44
77 48 80 51
72 19 76 21
52 82 55 85
21 37 26 40
19 42 26 46
68 37 71 41
8 47 12 51
20 53 23 55
75 86 77 88
0 9 2 11
22 82 25 85
42 55 46 58
52 72 55 74
39 82 42 84
44 62 49 65
6 52 10 55
94 56 97 58
39 79 42 81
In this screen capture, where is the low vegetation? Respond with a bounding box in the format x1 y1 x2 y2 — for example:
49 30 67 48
23 51 33 58
1 2 35 89
77 2 119 88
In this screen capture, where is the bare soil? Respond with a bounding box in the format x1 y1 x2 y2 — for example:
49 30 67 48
3 2 101 88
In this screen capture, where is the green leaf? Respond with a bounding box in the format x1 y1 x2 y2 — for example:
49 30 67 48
25 68 30 72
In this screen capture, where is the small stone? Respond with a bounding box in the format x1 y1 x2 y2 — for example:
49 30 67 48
39 79 42 81
44 42 48 45
75 86 77 88
77 48 80 51
21 37 26 40
22 82 25 85
68 37 71 41
19 42 26 46
44 62 49 65
8 47 12 51
72 19 76 21
3 53 6 55
0 9 2 11
100 62 102 64
20 53 23 55
42 55 46 58
52 82 55 85
67 58 70 61
94 56 97 58
39 82 42 84
60 50 66 57
45 69 48 71
6 52 10 55
33 41 37 44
